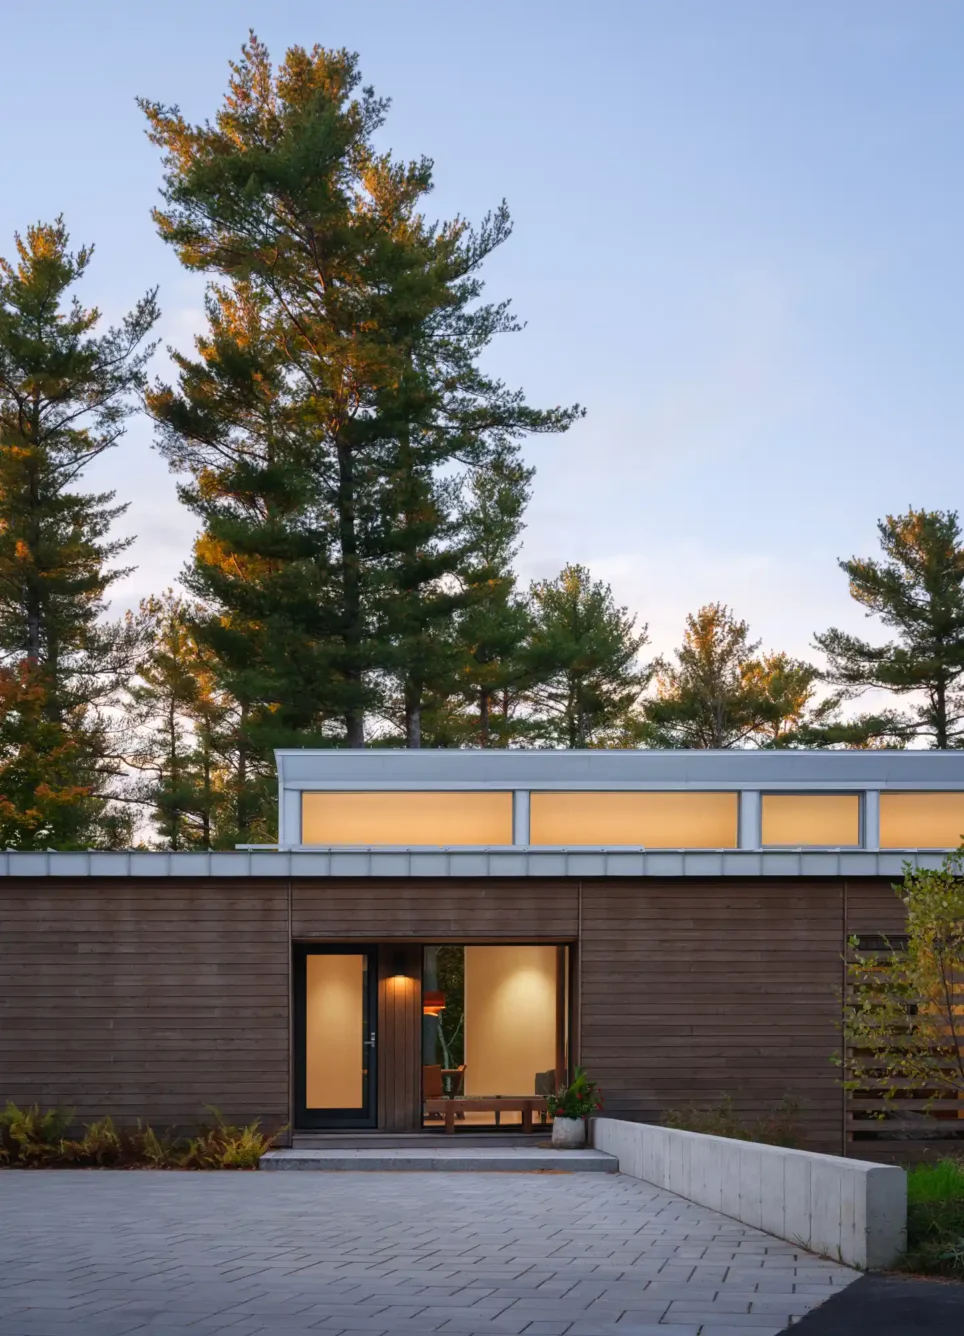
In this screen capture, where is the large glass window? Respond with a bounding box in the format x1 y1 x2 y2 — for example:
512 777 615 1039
529 791 738 847
761 793 860 847
301 791 513 846
422 944 568 1130
880 792 964 849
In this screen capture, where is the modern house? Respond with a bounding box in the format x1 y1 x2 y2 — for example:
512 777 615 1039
3 748 963 1157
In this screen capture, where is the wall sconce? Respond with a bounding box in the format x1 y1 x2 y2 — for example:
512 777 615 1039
391 948 408 977
422 990 446 1018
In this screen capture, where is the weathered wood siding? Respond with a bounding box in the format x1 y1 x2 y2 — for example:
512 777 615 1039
580 879 846 1153
1 873 896 1151
845 877 907 939
0 879 289 1131
293 879 579 942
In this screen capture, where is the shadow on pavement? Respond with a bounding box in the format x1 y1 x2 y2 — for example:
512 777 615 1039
785 1272 964 1335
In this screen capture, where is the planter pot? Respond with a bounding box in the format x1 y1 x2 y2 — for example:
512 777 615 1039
551 1116 586 1149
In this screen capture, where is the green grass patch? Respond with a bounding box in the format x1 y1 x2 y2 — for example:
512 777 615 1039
907 1157 964 1204
900 1158 964 1279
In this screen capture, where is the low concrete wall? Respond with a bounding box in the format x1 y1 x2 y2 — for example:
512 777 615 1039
592 1117 906 1269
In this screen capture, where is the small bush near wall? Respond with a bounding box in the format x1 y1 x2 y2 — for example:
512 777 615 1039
661 1094 803 1148
0 1103 285 1169
900 1158 964 1279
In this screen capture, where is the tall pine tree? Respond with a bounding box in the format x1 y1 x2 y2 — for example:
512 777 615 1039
0 219 158 847
142 36 579 763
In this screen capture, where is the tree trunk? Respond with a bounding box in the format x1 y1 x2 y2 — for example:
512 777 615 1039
405 683 421 749
935 673 949 749
479 689 490 747
336 438 365 747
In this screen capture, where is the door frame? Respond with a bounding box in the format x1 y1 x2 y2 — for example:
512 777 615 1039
293 943 379 1129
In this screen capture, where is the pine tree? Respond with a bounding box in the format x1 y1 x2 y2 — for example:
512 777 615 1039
451 453 534 748
524 564 649 748
643 605 813 748
142 36 580 754
129 591 271 849
815 509 964 748
0 219 158 847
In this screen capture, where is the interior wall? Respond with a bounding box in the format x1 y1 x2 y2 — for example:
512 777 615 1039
301 791 513 846
761 794 860 846
879 792 964 848
305 954 364 1108
464 945 557 1097
529 791 738 847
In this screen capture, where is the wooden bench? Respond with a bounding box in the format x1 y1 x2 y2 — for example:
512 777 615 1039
424 1096 549 1134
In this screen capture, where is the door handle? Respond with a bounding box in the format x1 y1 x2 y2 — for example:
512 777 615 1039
363 1031 376 1048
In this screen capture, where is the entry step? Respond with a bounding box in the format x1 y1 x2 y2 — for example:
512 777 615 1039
292 1132 539 1149
260 1146 617 1173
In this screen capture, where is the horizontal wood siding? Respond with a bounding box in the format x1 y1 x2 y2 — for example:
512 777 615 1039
0 880 289 1131
845 878 907 938
293 879 579 942
580 879 845 1153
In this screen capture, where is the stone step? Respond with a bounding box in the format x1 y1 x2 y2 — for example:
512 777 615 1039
260 1146 617 1173
291 1132 539 1149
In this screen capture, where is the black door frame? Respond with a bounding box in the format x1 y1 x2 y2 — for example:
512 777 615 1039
293 943 379 1129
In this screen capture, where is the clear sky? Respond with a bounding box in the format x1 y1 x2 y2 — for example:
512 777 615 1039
1 0 962 664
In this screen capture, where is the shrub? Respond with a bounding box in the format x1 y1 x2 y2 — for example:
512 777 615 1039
181 1108 283 1170
0 1101 284 1170
661 1094 803 1148
69 1117 123 1166
0 1101 74 1164
130 1120 180 1168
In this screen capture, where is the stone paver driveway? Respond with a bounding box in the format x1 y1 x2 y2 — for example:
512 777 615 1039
0 1170 858 1336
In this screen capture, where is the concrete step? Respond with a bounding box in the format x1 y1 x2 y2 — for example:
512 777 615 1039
291 1132 539 1149
261 1146 617 1173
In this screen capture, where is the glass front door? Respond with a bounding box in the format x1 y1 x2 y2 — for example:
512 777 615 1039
295 946 377 1128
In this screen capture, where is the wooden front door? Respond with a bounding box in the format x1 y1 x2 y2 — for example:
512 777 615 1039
294 945 378 1129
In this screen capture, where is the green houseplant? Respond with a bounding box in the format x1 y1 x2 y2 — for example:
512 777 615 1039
547 1068 602 1147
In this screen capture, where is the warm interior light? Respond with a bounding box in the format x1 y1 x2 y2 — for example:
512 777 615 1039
422 989 446 1017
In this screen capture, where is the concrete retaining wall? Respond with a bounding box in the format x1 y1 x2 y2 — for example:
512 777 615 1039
592 1117 906 1269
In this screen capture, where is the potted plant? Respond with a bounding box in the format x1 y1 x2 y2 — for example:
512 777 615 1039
547 1068 602 1148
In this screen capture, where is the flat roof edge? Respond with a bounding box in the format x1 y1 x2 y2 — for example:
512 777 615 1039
0 848 946 878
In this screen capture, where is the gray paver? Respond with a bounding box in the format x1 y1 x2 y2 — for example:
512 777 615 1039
0 1168 858 1334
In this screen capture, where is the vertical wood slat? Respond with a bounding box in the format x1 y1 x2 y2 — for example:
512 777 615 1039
377 944 422 1131
555 945 567 1089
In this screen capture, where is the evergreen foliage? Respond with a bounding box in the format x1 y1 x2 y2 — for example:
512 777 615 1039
639 604 878 749
524 564 649 748
141 35 580 766
815 508 964 748
0 219 158 846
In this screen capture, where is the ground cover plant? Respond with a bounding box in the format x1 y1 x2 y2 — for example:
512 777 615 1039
661 1094 803 1148
899 1157 964 1279
0 1102 282 1169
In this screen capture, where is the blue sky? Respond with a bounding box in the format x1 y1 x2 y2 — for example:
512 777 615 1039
2 1 962 663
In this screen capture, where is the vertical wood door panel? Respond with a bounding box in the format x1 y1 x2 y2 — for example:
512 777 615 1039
377 945 422 1131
